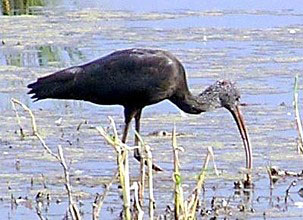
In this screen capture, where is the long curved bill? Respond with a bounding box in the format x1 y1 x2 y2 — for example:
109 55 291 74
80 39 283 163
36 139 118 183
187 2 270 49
228 105 252 169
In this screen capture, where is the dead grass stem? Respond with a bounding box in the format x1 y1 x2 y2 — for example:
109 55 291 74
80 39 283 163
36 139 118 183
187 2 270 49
11 98 81 220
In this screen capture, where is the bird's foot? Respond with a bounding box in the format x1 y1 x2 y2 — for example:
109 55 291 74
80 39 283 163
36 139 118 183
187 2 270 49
152 163 164 172
134 154 163 171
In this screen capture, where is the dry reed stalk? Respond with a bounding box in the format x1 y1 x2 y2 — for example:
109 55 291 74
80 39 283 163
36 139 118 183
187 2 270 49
131 182 144 220
96 117 134 220
187 146 214 218
36 204 46 220
266 166 275 190
92 171 119 220
145 144 155 219
11 99 25 138
11 99 58 158
11 98 81 220
134 131 154 219
139 157 145 207
293 75 303 154
134 131 146 207
58 145 81 220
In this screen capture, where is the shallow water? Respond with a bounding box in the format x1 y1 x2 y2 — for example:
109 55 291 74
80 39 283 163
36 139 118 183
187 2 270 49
1 0 303 219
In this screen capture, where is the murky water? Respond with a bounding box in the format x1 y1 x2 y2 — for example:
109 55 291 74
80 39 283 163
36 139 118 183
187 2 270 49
1 0 303 219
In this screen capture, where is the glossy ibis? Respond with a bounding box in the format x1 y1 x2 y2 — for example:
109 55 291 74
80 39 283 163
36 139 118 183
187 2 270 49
28 48 252 170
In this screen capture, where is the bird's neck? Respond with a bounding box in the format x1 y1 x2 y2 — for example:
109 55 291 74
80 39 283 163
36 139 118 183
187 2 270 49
170 91 212 114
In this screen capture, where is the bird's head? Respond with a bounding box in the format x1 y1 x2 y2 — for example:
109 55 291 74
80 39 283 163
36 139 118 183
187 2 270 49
199 80 252 170
199 80 240 111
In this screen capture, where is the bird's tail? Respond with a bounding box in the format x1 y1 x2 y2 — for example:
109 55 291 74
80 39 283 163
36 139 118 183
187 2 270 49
27 67 83 101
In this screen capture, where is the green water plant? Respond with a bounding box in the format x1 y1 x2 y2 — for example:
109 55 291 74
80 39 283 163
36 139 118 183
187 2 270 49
172 125 217 219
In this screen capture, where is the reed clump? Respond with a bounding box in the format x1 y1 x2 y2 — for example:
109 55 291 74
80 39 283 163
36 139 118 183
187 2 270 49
10 98 231 219
172 125 218 219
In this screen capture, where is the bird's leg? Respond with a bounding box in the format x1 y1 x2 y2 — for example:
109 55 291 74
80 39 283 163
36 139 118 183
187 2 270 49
123 108 163 171
122 108 136 143
134 109 144 207
134 109 142 158
121 121 130 144
134 110 163 172
118 108 136 176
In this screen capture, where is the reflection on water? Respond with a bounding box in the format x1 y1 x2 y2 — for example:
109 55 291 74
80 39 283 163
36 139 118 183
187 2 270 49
1 0 45 15
0 45 84 67
57 0 303 14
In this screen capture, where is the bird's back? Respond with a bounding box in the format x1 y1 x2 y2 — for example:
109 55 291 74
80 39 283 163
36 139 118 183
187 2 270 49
28 48 190 108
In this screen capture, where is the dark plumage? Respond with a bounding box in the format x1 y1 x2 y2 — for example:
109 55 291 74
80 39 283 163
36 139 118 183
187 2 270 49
28 48 252 170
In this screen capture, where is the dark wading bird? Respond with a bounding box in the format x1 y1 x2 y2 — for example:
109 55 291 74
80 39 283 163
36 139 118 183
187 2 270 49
28 48 252 171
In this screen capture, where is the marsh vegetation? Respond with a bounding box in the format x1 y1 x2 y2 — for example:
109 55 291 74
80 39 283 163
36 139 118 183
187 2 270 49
1 0 303 219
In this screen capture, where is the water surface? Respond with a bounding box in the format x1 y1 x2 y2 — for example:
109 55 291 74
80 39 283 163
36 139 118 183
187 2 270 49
1 0 303 219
